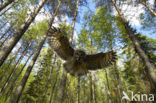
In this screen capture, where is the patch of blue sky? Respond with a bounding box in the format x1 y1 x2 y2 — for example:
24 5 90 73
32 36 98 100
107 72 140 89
72 0 156 39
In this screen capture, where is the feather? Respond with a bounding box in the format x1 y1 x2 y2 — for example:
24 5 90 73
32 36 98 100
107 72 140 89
48 27 74 60
84 51 117 70
48 26 117 76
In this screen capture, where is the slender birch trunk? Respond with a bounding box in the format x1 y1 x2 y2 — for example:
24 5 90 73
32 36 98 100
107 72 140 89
0 0 47 66
139 0 156 16
69 0 80 42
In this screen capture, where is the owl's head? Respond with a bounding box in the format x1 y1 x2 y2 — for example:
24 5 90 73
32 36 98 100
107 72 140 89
74 50 86 61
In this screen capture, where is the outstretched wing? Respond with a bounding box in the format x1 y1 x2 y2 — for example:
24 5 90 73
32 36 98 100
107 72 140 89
84 51 117 70
47 27 74 60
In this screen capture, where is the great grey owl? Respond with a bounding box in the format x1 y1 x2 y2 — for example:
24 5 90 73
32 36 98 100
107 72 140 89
47 26 117 76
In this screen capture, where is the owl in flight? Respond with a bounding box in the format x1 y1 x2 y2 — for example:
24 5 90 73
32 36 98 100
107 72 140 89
47 27 117 76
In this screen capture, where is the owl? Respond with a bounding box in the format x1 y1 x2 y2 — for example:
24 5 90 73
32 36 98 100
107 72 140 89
47 26 117 76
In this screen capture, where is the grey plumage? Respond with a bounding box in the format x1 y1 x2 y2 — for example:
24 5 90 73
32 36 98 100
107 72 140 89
48 26 117 76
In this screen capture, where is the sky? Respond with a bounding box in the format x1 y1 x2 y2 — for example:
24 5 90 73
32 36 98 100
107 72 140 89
33 0 156 40
73 0 156 39
8 0 156 73
12 0 156 54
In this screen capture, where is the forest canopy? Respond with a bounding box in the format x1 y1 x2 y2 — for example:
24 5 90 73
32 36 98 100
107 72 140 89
0 0 156 103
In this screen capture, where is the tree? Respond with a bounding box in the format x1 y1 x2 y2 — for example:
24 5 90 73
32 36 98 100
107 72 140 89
40 54 56 102
77 76 80 103
0 0 15 11
0 41 32 94
5 49 35 99
22 48 53 103
69 0 80 42
0 0 155 102
0 0 47 66
10 35 46 103
111 0 156 87
10 1 62 102
49 63 61 103
57 0 80 102
139 0 156 16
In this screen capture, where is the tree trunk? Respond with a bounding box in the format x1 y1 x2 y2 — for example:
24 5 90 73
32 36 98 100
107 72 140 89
0 0 14 11
66 78 73 103
40 55 56 103
111 0 156 87
9 0 61 101
0 3 14 16
105 69 110 90
83 79 86 103
0 41 32 94
49 64 61 103
114 63 123 102
32 2 63 103
0 25 12 40
0 41 23 81
56 0 79 102
0 0 47 66
7 41 24 69
93 81 97 103
92 73 97 103
64 88 69 103
139 0 156 16
104 69 111 103
77 77 80 103
0 33 11 47
9 35 46 103
89 73 93 103
47 1 62 30
5 50 35 99
108 35 123 102
89 72 96 103
57 70 67 103
69 0 80 42
0 21 8 31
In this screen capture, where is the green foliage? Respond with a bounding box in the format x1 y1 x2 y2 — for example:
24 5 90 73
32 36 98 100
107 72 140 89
135 34 156 65
22 47 53 103
23 19 49 41
0 0 155 103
